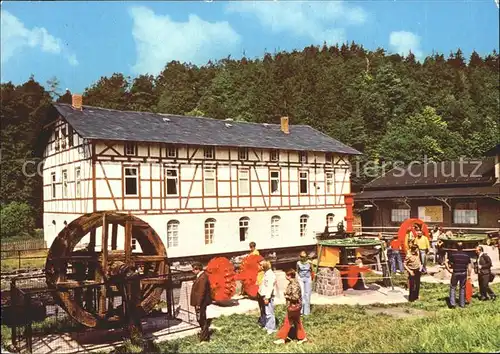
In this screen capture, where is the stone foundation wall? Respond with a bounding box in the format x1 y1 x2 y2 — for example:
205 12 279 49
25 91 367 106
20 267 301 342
315 267 343 296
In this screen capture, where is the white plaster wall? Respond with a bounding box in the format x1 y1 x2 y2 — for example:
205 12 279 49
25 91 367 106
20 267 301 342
44 207 346 258
43 138 353 257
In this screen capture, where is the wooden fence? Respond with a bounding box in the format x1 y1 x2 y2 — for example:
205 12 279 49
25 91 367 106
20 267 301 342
0 239 46 251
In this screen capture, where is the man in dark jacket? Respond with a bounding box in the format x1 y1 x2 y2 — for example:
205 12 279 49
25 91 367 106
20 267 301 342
190 262 212 342
475 246 497 301
445 242 472 308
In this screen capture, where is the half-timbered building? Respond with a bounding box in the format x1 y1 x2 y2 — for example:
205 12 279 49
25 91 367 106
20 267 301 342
42 95 361 259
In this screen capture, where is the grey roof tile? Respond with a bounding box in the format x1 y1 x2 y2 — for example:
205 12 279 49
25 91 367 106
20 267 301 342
53 103 361 155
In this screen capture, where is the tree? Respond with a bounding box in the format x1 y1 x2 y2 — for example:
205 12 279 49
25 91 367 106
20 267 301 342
83 73 130 110
57 89 73 104
0 202 36 238
129 75 156 112
378 106 462 163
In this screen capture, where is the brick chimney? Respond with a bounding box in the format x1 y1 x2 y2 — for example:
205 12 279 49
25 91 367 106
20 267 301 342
280 116 289 134
72 94 83 110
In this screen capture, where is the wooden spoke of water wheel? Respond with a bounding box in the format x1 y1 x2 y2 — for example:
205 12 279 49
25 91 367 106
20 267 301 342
45 212 168 328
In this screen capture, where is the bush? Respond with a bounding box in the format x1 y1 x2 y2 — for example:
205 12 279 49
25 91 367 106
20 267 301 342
0 202 35 239
33 228 44 239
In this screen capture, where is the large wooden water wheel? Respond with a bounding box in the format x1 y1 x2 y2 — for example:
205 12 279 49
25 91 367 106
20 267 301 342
45 212 168 328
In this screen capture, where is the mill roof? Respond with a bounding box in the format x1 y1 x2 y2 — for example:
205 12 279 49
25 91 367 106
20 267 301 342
52 103 361 155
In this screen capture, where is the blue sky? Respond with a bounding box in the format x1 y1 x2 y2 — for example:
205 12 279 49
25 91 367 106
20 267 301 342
1 0 499 94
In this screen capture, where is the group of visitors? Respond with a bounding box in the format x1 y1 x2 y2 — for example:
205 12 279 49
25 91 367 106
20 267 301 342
189 242 314 344
402 240 496 307
257 248 313 345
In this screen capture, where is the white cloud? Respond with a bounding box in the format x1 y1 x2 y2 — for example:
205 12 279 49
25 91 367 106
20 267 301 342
389 31 423 59
129 6 241 74
226 1 368 45
0 10 78 66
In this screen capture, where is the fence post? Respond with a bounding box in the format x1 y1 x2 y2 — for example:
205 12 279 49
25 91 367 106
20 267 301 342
10 280 17 348
18 250 21 269
24 293 33 354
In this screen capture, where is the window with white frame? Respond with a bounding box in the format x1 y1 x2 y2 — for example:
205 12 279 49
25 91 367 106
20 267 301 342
238 148 248 160
54 129 60 151
299 151 307 163
238 168 250 195
270 150 279 162
62 169 68 198
68 126 74 147
124 167 138 196
166 146 177 158
167 220 180 247
327 213 335 227
270 170 280 194
204 147 215 159
391 209 410 222
271 216 280 238
165 168 178 195
239 217 249 242
299 171 308 194
300 215 309 237
75 167 81 197
453 202 478 225
325 152 333 164
51 172 56 198
325 171 334 194
204 168 216 195
125 143 137 156
61 126 67 149
205 218 215 244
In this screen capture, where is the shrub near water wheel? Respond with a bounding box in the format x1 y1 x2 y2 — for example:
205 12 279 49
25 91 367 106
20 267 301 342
206 257 237 303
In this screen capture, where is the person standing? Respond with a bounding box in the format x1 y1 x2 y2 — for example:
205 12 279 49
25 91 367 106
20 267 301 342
389 235 404 273
249 241 260 256
414 231 430 273
431 226 442 263
258 260 277 334
404 244 422 302
274 269 308 345
445 242 473 308
377 234 390 286
296 251 312 316
475 246 497 301
190 262 213 342
240 242 262 297
436 239 445 265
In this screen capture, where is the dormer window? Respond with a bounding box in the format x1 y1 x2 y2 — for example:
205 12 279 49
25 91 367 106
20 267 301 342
125 143 137 156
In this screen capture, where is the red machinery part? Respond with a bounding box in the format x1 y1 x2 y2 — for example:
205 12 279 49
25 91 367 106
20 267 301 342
344 193 355 233
397 218 430 252
206 257 237 302
235 254 264 298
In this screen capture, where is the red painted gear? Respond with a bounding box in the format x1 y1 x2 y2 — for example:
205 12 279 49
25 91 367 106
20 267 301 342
235 254 264 298
206 257 237 302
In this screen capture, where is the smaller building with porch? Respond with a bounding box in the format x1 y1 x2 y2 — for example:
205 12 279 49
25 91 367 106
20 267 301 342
354 150 500 232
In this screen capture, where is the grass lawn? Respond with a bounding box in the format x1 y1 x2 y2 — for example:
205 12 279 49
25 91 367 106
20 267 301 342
0 249 48 272
154 279 500 353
